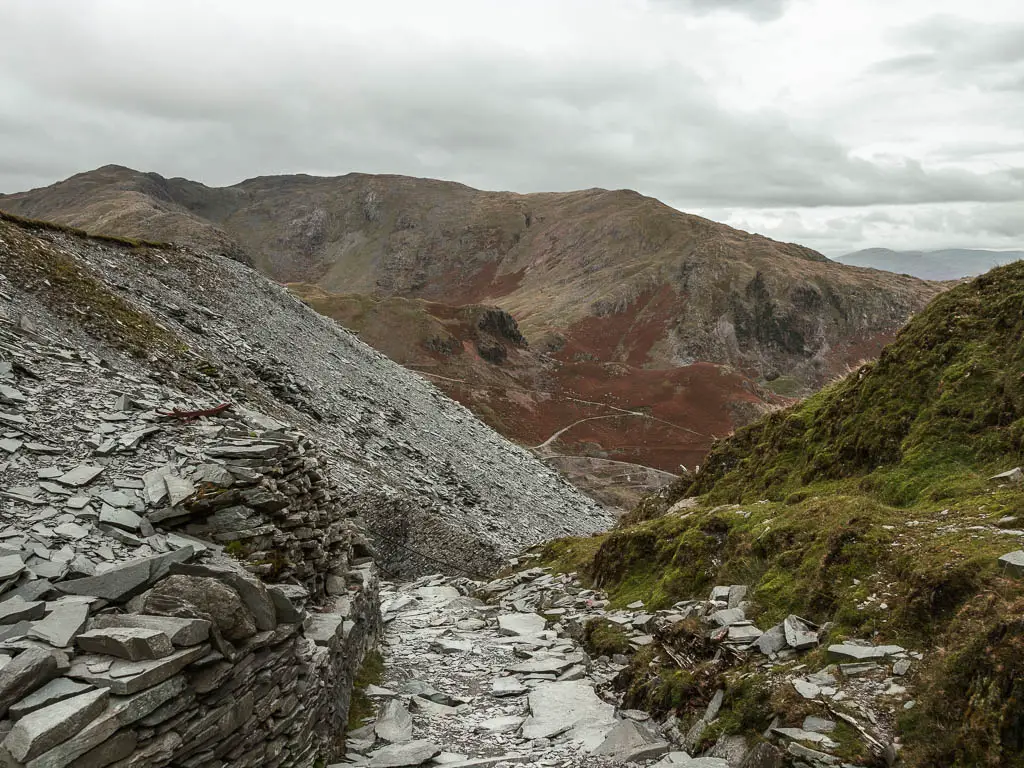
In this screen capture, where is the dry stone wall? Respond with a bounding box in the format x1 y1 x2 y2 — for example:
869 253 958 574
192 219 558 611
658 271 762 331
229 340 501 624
0 303 379 767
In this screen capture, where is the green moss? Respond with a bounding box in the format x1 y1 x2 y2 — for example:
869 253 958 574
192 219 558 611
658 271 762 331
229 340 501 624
0 210 170 249
582 618 632 657
346 650 384 731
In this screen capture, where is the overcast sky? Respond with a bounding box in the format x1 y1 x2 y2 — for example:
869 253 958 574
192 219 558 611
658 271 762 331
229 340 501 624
1 0 1022 255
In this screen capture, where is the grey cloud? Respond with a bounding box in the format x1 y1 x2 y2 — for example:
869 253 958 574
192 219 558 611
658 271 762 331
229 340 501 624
652 0 792 21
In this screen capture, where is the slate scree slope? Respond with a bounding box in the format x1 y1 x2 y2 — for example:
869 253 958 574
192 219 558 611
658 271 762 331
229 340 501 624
0 213 610 767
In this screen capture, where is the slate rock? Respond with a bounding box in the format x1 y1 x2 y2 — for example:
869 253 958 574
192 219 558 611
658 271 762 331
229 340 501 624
76 626 174 661
3 687 109 761
375 698 414 743
368 739 441 767
826 643 904 662
0 648 61 718
143 575 255 641
496 613 546 637
56 547 194 602
8 677 94 720
56 465 105 487
169 562 276 631
0 598 45 625
593 719 668 762
27 603 90 648
87 613 210 647
998 550 1024 578
491 677 528 697
521 681 617 750
67 645 206 695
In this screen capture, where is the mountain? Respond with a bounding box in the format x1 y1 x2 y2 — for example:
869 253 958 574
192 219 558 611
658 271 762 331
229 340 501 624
0 166 945 491
541 260 1024 765
837 246 1024 280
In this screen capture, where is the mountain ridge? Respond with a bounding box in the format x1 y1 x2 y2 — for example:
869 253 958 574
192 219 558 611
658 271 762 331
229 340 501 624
837 246 1024 281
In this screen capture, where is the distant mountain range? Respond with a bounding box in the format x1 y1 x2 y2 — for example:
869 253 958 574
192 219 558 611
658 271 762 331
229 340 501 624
0 165 943 480
836 247 1024 281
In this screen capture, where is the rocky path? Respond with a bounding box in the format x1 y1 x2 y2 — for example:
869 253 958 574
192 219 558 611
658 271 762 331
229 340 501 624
340 571 716 768
340 564 929 768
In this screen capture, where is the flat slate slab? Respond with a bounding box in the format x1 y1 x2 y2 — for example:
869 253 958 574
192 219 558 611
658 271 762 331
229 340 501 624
56 548 194 602
67 645 207 695
375 699 413 743
497 613 546 637
56 465 105 487
76 627 174 661
87 614 210 647
998 550 1024 578
368 739 441 767
3 687 109 761
826 643 905 662
0 648 61 718
521 681 617 750
8 677 95 720
27 603 89 648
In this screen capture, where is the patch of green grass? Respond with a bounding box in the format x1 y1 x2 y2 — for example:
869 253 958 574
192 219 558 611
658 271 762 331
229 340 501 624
0 217 186 360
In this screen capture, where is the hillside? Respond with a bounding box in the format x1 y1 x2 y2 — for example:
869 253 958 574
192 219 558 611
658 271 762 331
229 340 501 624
537 262 1024 766
838 247 1024 281
289 284 780 491
1 166 943 389
0 210 610 577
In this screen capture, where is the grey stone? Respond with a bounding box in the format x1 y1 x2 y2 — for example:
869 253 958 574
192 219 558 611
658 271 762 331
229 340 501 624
98 491 133 508
141 468 170 506
783 615 818 650
477 714 523 733
98 506 142 532
990 467 1023 484
8 678 94 720
998 550 1024 578
163 475 196 507
168 562 276 631
0 555 25 581
87 613 210 647
497 613 546 637
521 681 617 750
3 687 109 761
27 603 89 648
827 643 905 662
593 719 668 761
704 688 725 722
305 613 344 647
25 674 186 768
491 676 528 697
76 627 174 661
893 659 912 676
266 584 305 623
56 465 105 488
67 645 206 695
206 443 282 459
0 598 43 625
753 624 786 655
56 547 194 602
430 638 472 654
802 716 836 734
710 608 745 627
143 574 255 640
367 739 441 767
190 464 235 486
375 698 413 743
53 523 89 541
0 648 61 718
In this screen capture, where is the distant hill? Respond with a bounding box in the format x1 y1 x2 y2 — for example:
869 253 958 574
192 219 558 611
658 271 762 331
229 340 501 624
0 166 945 486
837 247 1024 280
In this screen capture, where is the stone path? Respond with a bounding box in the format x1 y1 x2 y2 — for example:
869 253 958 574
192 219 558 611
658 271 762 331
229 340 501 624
341 573 710 768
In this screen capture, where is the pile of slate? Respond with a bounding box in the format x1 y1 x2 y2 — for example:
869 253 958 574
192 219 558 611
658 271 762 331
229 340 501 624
0 309 380 767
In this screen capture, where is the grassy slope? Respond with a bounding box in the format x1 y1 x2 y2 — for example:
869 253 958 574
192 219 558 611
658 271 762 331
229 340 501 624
540 262 1024 766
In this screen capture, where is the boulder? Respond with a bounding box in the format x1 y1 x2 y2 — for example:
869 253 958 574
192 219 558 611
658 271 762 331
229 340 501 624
55 548 195 602
142 575 256 641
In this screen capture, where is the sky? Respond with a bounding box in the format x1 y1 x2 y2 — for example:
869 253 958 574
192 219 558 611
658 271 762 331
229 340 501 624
1 0 1022 256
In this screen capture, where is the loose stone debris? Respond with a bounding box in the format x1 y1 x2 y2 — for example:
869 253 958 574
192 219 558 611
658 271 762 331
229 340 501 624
341 565 923 767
